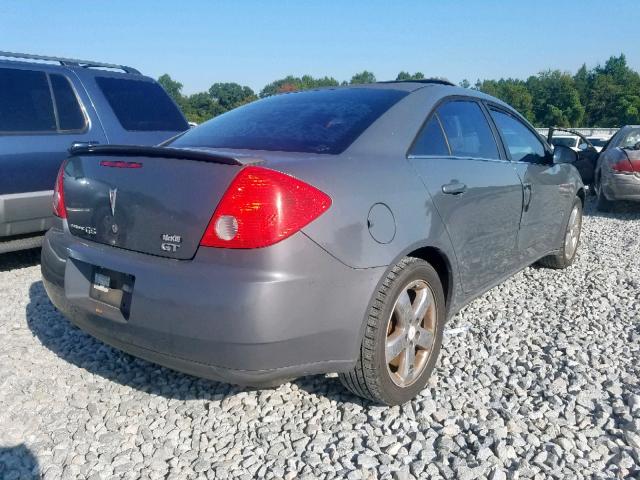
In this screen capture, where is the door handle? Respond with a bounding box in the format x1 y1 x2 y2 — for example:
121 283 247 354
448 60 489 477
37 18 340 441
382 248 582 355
523 183 532 211
442 182 467 195
68 141 100 153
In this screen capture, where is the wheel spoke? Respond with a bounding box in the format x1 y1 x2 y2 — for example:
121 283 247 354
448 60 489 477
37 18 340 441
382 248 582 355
414 327 433 350
412 287 431 325
398 344 415 381
386 330 409 360
394 290 413 327
564 206 581 256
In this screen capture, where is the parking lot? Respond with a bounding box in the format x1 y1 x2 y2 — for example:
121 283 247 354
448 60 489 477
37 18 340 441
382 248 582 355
0 198 638 480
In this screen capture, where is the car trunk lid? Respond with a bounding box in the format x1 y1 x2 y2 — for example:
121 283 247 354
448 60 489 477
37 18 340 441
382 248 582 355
62 146 251 259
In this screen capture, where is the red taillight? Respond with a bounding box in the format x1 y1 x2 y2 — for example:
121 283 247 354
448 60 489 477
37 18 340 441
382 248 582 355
53 164 66 218
200 166 331 249
612 159 634 173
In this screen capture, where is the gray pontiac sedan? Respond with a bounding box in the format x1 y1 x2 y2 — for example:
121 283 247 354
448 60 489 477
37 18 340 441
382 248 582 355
41 80 584 405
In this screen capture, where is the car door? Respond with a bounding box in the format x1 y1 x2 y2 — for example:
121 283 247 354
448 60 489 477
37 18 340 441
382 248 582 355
0 65 107 236
487 106 569 259
408 99 524 295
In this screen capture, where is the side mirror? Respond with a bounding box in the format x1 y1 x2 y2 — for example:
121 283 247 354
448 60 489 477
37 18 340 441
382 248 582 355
553 145 578 165
578 143 588 150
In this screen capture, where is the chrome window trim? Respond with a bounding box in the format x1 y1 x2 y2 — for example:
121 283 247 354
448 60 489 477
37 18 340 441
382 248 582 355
407 154 511 164
407 95 506 161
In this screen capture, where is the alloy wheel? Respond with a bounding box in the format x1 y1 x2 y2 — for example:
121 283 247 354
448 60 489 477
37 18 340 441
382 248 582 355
385 279 437 387
564 205 581 259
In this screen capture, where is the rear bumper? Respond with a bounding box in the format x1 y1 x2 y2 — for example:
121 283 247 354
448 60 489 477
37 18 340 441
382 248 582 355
602 172 640 201
41 225 385 386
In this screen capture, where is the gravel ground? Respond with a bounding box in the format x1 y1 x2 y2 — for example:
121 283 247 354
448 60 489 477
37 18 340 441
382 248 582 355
1 198 639 480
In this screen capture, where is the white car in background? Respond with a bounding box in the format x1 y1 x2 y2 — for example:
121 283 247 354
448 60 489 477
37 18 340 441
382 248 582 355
551 135 581 152
587 137 611 153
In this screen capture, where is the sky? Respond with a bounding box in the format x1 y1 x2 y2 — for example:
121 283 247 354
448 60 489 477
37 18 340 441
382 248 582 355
1 0 639 95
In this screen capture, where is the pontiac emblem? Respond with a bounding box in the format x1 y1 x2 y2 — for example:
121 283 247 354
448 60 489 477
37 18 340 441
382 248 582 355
109 188 117 216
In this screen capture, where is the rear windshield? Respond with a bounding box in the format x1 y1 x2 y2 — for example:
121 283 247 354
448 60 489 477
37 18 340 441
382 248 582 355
171 88 408 154
96 77 188 132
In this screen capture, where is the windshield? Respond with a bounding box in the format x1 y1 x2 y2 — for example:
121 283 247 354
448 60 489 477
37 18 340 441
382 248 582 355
620 129 640 149
170 88 408 154
551 137 578 148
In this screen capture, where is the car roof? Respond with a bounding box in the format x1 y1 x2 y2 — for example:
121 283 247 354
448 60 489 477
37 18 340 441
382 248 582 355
0 57 155 85
308 81 513 105
0 51 142 76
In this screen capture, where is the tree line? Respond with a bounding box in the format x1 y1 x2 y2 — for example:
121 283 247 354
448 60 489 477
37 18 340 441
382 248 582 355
158 54 640 127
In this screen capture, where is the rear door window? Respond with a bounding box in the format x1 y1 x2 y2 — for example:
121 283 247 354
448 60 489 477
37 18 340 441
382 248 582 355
410 115 450 156
436 100 499 159
50 74 86 131
171 88 408 154
490 108 546 163
0 68 56 133
96 77 188 132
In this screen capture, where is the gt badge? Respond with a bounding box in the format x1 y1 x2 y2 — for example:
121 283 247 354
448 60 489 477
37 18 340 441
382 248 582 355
161 233 182 252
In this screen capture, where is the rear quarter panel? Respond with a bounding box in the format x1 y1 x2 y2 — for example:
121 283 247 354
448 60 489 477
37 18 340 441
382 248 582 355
285 153 455 270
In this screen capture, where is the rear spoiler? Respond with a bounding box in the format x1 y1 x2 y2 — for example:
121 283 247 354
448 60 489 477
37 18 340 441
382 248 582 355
68 144 250 166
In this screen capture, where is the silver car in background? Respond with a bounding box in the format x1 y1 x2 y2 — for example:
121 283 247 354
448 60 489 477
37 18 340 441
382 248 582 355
594 125 640 211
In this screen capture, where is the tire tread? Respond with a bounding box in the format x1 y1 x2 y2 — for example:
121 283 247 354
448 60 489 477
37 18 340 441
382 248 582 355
339 257 423 403
537 196 582 270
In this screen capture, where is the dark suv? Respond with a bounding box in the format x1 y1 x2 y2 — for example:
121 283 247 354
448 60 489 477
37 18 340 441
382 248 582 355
0 52 189 253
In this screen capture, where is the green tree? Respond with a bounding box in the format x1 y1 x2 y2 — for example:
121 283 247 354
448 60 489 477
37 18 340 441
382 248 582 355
350 70 376 84
396 71 425 81
584 54 640 126
183 92 224 124
526 71 584 126
477 78 535 122
573 64 590 106
161 53 640 128
208 82 257 110
157 74 184 104
259 75 339 97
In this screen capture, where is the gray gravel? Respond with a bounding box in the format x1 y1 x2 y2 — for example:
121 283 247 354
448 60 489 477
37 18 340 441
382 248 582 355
1 198 639 480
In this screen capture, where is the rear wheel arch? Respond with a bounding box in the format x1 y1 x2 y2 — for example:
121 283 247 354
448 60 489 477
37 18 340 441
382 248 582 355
406 246 452 311
349 242 456 369
340 256 446 404
576 187 586 206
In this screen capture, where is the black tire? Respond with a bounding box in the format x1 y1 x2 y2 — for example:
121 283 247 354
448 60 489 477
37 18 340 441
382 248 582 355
538 197 582 269
596 187 614 212
339 257 445 405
